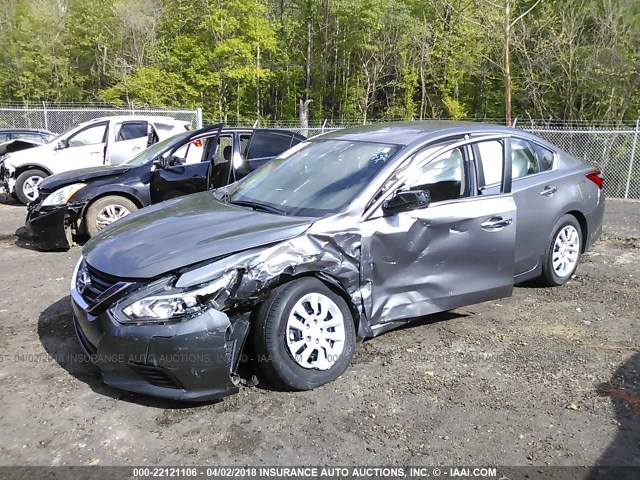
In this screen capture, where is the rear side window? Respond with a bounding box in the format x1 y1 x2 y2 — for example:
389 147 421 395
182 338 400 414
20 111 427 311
116 122 147 141
511 138 539 179
246 131 294 160
476 140 504 187
239 134 251 157
531 142 555 172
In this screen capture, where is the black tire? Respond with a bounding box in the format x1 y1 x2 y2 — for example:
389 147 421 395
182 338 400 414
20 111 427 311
253 277 356 391
84 195 138 237
540 214 583 286
15 169 47 204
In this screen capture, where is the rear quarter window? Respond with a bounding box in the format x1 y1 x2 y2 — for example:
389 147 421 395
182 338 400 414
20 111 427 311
531 142 555 172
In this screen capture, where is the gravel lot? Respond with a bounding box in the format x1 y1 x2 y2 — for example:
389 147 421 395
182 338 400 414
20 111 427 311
0 195 638 468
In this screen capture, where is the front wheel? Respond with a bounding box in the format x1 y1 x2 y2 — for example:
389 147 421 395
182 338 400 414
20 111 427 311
253 278 356 391
15 169 47 204
84 196 138 237
540 214 582 286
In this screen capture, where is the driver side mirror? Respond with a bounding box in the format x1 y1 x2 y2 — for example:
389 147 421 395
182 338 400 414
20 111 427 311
152 156 168 170
382 189 431 216
55 140 66 151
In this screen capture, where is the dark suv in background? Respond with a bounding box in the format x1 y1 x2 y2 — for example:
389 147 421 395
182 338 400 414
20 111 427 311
25 125 305 250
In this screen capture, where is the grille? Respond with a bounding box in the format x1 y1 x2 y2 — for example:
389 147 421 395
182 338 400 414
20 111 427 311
129 364 183 390
81 264 119 304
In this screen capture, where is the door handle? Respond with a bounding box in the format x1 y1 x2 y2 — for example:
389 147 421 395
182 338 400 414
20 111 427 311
132 146 142 151
481 216 513 231
540 185 557 197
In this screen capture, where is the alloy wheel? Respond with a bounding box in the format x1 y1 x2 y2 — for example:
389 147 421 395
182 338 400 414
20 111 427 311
23 176 43 202
95 204 131 230
552 225 580 278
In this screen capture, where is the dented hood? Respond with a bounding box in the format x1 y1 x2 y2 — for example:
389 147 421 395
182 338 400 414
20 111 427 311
83 191 313 279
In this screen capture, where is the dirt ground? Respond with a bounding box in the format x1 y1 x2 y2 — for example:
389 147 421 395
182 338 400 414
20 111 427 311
0 195 638 468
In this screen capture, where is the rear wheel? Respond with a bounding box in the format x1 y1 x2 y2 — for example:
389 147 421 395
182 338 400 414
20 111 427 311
85 196 138 237
540 214 582 286
253 278 356 391
15 169 47 204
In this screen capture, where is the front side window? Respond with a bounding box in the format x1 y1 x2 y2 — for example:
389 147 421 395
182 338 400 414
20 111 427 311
67 123 107 148
230 140 400 216
404 147 466 203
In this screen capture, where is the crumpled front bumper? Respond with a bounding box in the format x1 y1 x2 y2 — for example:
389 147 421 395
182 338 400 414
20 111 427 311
70 286 249 402
25 198 87 250
0 160 12 193
25 202 73 250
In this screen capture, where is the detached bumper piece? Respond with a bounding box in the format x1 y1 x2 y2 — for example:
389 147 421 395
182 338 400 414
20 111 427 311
25 200 84 251
71 291 250 402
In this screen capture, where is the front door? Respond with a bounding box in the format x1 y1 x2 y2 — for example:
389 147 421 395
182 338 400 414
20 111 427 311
150 125 222 203
54 121 108 171
360 138 517 327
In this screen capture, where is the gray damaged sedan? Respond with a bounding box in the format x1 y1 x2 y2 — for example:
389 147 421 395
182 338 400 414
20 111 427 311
70 121 605 401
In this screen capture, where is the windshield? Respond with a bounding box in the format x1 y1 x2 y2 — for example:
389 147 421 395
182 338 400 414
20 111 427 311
121 132 190 167
229 139 401 217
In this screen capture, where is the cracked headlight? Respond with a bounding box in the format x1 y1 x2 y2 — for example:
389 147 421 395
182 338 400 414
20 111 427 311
112 270 239 324
42 183 86 206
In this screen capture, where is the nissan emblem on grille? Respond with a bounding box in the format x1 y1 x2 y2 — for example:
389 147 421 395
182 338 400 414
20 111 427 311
77 269 91 295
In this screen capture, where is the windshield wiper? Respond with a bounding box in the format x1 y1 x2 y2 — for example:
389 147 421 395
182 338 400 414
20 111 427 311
229 199 287 216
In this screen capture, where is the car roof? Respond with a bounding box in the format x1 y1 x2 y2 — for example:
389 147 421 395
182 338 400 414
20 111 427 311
79 116 186 125
218 127 305 137
317 120 516 145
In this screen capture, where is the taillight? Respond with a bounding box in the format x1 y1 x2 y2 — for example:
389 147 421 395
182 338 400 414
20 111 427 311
586 170 604 190
192 139 202 147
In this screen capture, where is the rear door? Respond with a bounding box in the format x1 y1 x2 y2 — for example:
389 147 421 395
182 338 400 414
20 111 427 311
150 124 222 203
108 121 152 165
243 130 302 171
361 136 517 326
508 137 559 276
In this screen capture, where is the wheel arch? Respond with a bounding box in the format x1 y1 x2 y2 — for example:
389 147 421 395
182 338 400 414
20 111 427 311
14 164 52 177
80 189 145 217
264 271 363 337
565 209 588 253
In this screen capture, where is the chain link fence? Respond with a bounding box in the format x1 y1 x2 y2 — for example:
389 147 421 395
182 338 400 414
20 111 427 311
1 107 638 199
0 104 202 134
